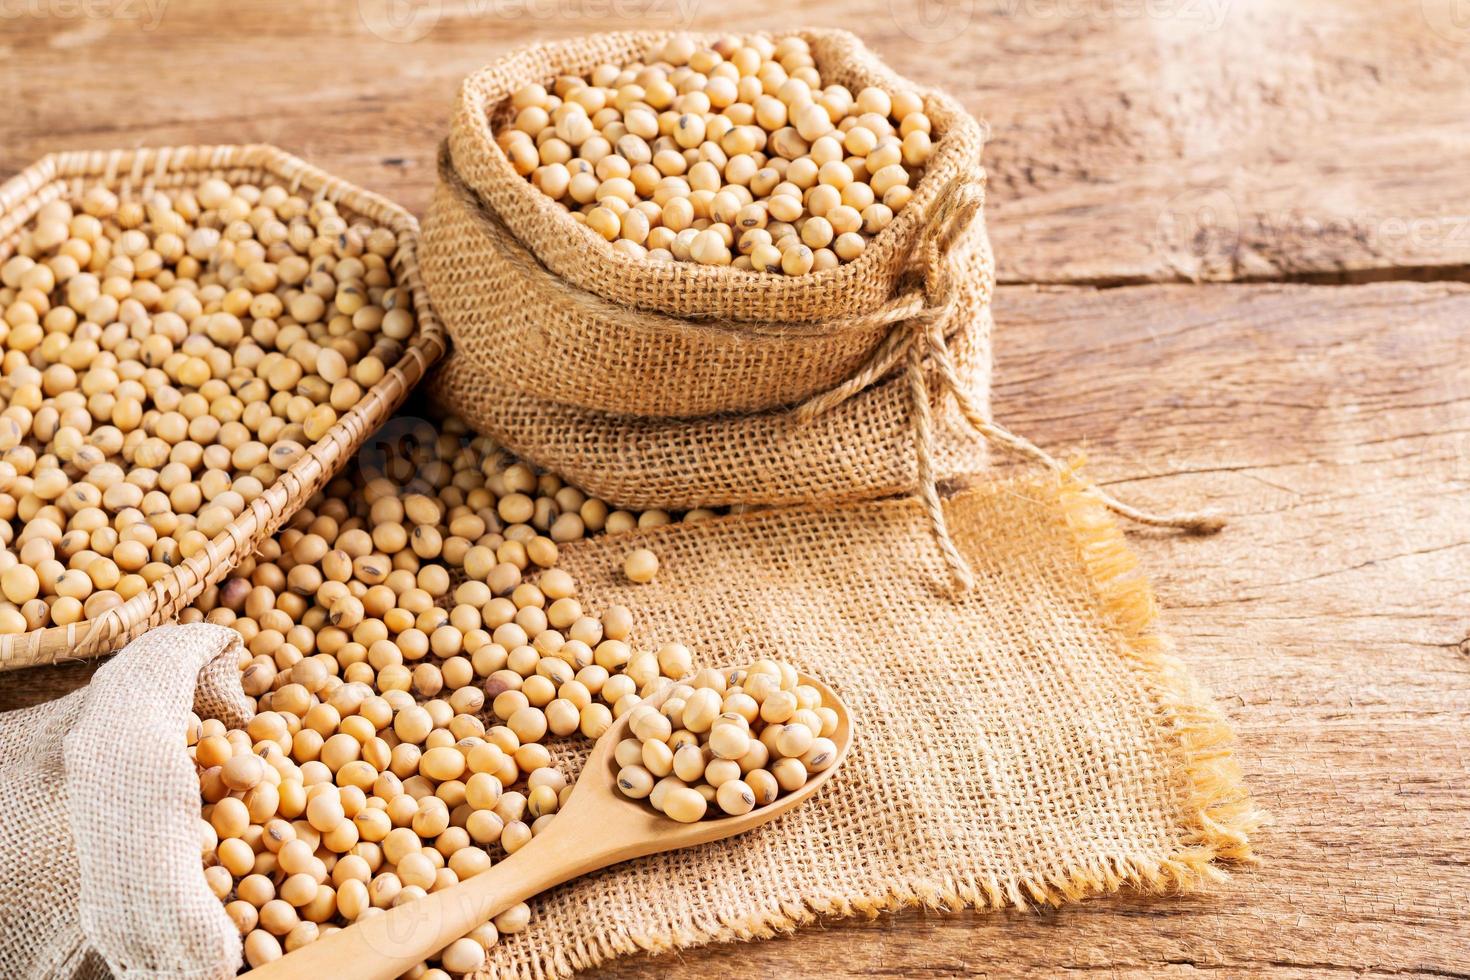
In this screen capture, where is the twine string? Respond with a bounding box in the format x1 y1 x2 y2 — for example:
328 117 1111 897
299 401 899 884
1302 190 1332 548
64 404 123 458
791 173 986 424
795 174 1225 593
906 321 977 593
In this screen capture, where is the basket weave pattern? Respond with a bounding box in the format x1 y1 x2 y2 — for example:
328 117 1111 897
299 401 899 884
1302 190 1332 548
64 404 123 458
0 145 446 671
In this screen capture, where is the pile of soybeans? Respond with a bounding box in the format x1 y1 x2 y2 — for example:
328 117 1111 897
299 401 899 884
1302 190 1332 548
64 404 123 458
503 33 936 274
0 178 416 634
187 415 716 975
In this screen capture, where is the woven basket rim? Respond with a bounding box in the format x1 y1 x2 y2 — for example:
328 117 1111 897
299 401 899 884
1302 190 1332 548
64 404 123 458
449 27 988 322
0 144 447 671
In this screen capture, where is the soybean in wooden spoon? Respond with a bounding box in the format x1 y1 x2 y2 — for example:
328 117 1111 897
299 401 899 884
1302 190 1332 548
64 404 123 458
244 670 851 979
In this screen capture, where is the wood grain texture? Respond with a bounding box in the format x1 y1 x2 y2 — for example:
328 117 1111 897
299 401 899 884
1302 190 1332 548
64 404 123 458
965 0 1470 285
2 2 1468 977
4 1 1470 284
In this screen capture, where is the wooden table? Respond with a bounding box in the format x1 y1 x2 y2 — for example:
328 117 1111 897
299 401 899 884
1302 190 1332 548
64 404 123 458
4 1 1468 975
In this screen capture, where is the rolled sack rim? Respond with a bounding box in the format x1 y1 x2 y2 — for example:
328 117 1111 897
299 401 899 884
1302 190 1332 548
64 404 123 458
421 144 993 418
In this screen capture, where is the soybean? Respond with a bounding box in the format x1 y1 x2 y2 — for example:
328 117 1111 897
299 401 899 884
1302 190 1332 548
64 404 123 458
507 35 935 275
614 660 837 819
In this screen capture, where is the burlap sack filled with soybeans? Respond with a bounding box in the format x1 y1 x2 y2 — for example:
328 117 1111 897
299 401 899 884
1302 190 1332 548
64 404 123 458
422 29 996 523
418 28 1259 979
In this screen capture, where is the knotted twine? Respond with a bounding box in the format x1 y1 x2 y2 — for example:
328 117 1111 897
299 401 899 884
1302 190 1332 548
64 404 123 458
790 177 1225 591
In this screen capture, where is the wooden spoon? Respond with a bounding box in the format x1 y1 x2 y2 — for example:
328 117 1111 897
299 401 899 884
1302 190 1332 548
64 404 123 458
245 672 851 979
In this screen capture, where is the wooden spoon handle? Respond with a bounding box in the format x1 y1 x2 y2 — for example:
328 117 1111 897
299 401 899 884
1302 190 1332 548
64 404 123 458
242 861 519 980
241 670 849 979
243 811 599 980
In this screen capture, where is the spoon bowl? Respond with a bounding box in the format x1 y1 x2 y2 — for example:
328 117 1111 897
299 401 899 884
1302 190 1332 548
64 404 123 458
245 670 851 979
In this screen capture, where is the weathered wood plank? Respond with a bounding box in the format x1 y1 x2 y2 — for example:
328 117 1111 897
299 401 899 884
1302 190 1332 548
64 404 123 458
954 0 1470 284
5 1 1470 284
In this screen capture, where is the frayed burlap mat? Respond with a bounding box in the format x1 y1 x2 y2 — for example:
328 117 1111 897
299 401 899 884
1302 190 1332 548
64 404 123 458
479 470 1261 978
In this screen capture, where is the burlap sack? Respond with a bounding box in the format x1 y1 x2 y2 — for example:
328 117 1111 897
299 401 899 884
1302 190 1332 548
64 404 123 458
480 471 1259 978
0 625 250 979
420 28 996 512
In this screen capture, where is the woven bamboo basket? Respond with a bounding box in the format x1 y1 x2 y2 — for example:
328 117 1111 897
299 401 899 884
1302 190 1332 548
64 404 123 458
0 145 446 671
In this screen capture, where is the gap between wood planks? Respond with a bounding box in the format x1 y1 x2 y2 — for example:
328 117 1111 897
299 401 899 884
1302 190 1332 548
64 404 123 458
999 263 1470 289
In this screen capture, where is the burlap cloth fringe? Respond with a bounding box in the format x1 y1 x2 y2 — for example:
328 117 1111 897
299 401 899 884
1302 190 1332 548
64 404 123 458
477 470 1260 979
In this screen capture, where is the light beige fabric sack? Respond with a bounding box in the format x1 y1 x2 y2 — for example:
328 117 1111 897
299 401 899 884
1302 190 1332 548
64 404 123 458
0 625 250 980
